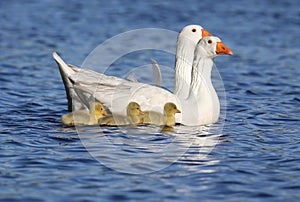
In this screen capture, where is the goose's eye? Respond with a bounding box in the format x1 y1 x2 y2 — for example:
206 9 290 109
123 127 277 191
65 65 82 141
208 40 212 44
192 28 196 32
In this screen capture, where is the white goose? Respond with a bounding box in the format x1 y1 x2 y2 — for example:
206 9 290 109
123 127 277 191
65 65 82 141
54 25 210 111
54 27 232 126
181 36 233 125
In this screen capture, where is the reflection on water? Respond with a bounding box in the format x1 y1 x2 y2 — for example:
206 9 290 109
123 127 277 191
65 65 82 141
76 123 221 174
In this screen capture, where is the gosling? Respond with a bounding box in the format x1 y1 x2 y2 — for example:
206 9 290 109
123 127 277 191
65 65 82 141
99 102 144 126
62 101 106 125
141 102 181 127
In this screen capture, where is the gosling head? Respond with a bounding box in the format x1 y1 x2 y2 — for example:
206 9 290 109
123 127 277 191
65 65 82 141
164 102 181 116
92 101 106 118
127 102 144 117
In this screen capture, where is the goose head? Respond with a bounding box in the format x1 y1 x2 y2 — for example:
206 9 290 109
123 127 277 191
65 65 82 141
195 36 233 58
178 25 212 44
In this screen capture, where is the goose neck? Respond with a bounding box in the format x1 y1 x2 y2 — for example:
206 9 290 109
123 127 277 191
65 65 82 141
174 37 197 99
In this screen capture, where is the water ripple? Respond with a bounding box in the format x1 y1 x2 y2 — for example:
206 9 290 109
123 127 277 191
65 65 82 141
1 0 300 201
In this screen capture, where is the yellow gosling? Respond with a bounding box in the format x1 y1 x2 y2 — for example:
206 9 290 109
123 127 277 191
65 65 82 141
99 102 143 126
141 102 181 127
62 102 106 125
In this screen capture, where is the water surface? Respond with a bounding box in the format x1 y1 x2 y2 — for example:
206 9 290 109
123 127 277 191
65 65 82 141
0 0 300 201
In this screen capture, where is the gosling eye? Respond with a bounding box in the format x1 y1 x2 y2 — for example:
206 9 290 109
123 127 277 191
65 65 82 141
208 40 212 44
192 28 196 32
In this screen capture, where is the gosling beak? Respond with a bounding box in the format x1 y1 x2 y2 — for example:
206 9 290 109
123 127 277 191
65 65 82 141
201 29 213 37
216 41 233 55
102 111 107 116
139 110 144 115
176 109 181 113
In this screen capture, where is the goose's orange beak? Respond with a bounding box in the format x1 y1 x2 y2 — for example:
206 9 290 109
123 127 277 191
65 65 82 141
216 41 233 55
201 29 213 37
176 109 181 113
139 110 144 115
102 111 107 116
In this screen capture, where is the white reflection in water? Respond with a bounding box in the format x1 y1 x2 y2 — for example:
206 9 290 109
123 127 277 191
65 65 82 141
77 123 222 174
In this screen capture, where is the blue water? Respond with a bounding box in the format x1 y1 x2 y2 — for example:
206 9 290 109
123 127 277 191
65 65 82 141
1 0 300 201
